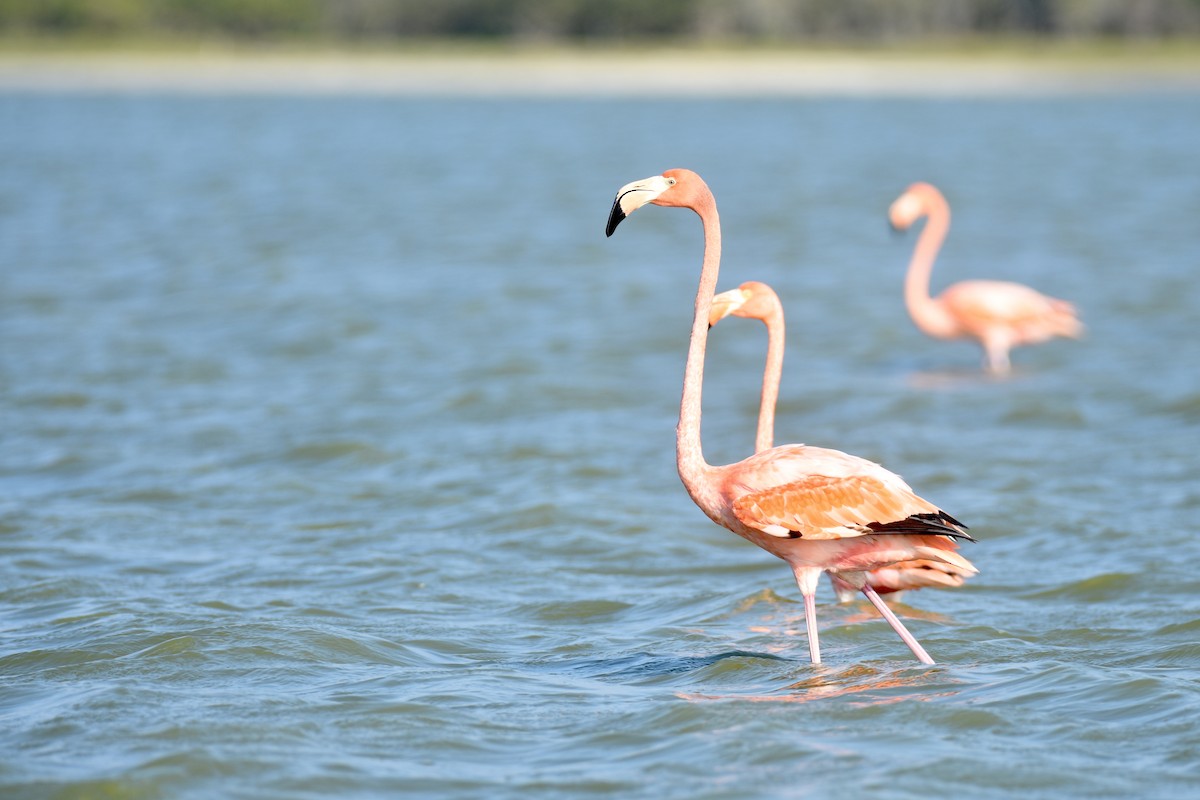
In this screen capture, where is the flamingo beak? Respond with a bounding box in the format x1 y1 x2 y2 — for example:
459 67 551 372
605 175 673 237
708 287 751 328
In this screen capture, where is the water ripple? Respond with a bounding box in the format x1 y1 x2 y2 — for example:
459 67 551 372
3 91 1200 800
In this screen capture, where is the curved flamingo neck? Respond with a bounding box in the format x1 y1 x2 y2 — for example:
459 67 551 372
904 192 958 338
756 305 783 453
676 191 721 495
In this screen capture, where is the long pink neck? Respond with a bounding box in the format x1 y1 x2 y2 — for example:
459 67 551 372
755 306 783 453
676 192 721 496
904 193 958 338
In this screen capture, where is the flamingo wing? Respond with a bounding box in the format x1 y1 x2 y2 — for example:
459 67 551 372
732 473 971 542
941 280 1061 325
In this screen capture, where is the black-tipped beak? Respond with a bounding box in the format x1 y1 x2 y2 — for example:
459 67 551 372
605 175 670 237
605 199 626 237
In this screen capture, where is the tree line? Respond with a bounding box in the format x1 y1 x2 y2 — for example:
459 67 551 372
3 0 1199 41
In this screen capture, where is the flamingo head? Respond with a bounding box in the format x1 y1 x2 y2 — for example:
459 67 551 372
888 182 944 232
605 169 703 236
709 281 781 328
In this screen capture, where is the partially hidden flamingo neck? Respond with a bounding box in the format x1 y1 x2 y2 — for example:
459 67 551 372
676 190 721 496
756 304 783 454
904 191 957 339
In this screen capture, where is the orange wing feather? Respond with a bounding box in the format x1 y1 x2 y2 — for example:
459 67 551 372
732 474 947 541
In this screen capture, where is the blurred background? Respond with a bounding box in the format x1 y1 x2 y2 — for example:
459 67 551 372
2 0 1200 42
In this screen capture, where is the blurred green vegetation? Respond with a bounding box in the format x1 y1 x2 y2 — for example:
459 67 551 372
3 0 1200 42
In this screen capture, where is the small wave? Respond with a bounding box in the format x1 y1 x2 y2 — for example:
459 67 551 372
282 440 390 464
529 599 633 622
103 488 189 505
17 391 92 409
1023 572 1137 601
1000 401 1087 427
543 650 785 683
1161 391 1200 421
125 635 204 661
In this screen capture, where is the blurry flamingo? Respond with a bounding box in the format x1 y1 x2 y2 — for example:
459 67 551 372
709 281 976 605
889 182 1083 374
606 169 975 665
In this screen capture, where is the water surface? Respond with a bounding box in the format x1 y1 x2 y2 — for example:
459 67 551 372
2 90 1199 798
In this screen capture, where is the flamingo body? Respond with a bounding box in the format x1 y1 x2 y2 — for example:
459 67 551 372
939 279 1081 345
710 281 976 603
889 182 1082 373
606 169 975 664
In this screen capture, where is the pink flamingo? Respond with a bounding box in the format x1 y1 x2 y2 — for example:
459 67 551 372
709 281 976 605
606 169 976 665
708 281 784 456
889 182 1083 374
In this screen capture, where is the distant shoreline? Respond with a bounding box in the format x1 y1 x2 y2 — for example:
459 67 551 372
2 47 1198 96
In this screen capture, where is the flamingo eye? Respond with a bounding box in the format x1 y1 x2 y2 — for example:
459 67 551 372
667 177 677 186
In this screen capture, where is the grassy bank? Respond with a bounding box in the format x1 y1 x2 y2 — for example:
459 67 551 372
2 36 1198 95
4 32 1200 59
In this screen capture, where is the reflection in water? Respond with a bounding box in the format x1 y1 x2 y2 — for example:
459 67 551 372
681 663 962 705
727 587 794 616
905 367 1025 390
746 596 959 649
834 598 958 627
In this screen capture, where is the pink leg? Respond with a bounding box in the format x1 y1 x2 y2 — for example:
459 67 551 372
803 592 821 664
983 338 1012 375
861 584 935 665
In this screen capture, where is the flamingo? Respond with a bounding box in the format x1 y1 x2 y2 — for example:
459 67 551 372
889 182 1083 374
708 281 784 456
709 281 976 605
606 169 976 665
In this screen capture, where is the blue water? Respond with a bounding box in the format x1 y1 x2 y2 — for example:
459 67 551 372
2 86 1199 799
